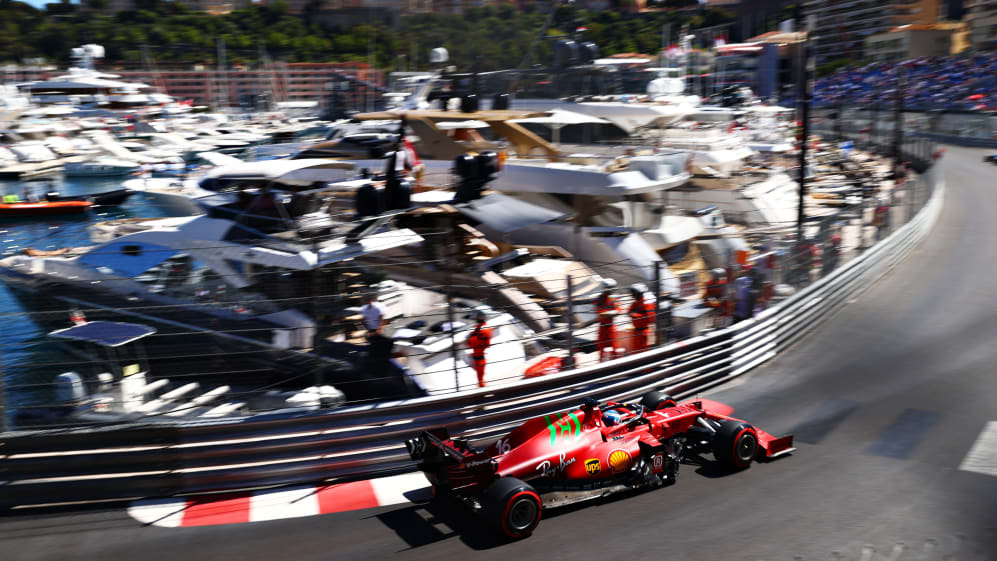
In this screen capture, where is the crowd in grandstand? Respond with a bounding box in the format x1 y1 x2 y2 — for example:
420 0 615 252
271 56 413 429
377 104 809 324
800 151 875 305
811 52 997 111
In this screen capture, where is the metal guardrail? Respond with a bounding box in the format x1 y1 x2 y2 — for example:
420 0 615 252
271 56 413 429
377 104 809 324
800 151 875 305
0 163 943 510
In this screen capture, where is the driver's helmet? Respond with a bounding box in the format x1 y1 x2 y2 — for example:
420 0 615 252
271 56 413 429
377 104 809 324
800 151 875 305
602 409 622 427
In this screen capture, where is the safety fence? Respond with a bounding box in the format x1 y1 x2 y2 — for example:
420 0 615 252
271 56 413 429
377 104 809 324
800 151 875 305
812 107 997 150
0 130 937 430
0 154 942 509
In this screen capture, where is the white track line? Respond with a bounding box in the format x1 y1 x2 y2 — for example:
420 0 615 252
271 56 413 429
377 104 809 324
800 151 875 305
959 421 997 477
249 485 321 522
369 472 432 506
128 498 187 527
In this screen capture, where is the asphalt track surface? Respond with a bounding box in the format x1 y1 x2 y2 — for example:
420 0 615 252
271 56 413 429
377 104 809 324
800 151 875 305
3 146 997 561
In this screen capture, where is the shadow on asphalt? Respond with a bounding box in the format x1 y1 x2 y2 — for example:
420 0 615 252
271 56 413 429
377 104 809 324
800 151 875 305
370 459 751 551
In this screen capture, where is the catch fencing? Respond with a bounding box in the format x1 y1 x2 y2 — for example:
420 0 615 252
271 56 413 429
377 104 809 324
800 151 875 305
0 152 942 509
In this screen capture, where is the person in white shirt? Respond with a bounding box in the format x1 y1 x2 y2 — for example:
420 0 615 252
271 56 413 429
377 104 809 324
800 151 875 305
360 293 388 334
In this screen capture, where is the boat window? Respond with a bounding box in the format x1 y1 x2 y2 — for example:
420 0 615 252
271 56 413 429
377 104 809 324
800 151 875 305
132 255 278 315
246 265 311 303
662 242 690 264
223 224 267 243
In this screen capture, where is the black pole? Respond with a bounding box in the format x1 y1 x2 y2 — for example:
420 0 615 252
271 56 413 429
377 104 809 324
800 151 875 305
446 239 459 392
653 262 662 346
871 102 878 150
893 64 904 169
0 356 8 432
564 274 575 369
311 242 325 391
834 102 842 142
795 7 811 244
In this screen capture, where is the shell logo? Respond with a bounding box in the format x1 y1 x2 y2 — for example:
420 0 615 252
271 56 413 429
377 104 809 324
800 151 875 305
607 449 632 473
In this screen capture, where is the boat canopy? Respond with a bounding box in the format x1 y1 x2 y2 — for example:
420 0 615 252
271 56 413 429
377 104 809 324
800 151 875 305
49 321 157 347
456 193 569 234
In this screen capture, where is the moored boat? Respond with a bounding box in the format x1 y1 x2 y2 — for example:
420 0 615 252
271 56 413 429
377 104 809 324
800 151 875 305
46 188 134 206
0 200 92 216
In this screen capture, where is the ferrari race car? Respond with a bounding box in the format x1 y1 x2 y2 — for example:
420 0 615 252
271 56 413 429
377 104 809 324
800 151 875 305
405 391 794 538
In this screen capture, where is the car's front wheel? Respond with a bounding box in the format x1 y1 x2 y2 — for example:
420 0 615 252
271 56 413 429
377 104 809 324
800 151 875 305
482 477 542 539
641 391 677 411
712 420 758 470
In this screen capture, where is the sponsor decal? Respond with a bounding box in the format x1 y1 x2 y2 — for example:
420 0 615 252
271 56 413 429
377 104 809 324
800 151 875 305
536 452 576 478
464 458 493 469
607 449 632 473
584 458 602 476
652 453 664 471
544 412 582 446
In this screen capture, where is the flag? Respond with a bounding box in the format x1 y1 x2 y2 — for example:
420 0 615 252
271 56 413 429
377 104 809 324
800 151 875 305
714 35 726 48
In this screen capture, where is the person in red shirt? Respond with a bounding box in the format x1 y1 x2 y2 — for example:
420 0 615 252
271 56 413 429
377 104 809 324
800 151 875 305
595 278 620 361
628 283 653 353
467 309 493 388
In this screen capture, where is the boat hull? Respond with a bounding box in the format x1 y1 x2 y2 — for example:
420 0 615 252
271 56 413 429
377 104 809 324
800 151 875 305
0 200 92 216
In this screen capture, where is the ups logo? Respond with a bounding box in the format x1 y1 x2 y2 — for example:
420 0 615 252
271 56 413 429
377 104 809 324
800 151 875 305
585 458 601 475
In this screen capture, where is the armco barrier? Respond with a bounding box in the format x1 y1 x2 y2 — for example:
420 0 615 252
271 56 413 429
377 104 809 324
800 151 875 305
0 166 943 510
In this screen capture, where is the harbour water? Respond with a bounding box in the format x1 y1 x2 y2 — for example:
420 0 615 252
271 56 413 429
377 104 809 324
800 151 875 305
0 174 174 413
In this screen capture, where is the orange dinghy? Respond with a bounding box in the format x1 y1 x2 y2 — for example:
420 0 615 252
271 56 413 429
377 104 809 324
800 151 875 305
0 200 93 216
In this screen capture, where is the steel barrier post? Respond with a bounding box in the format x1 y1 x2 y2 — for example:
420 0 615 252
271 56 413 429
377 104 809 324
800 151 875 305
311 263 324 389
565 273 575 369
446 241 459 392
0 358 8 433
653 262 662 346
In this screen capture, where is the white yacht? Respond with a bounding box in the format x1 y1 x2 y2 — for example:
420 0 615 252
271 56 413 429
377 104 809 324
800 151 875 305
63 156 139 177
124 157 359 219
0 215 423 354
654 125 756 177
17 44 186 115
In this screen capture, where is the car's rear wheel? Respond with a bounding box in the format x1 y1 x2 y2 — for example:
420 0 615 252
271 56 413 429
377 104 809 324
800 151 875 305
482 477 542 539
712 420 758 470
641 391 677 411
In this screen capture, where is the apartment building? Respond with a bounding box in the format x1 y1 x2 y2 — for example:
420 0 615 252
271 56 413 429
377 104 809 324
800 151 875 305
121 62 383 108
263 0 499 14
966 0 997 50
4 62 382 110
864 23 964 62
101 0 251 13
803 0 940 65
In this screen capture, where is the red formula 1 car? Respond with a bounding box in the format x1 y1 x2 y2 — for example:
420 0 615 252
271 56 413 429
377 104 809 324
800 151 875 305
405 391 794 538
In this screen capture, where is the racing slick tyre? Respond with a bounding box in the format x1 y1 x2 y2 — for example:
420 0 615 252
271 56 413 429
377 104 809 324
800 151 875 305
712 420 758 471
640 391 677 411
483 477 542 539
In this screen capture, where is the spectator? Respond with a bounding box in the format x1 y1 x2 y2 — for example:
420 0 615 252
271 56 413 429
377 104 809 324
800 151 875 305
594 278 620 360
822 230 842 277
806 52 997 112
627 283 653 352
467 309 493 388
360 293 387 334
732 269 755 323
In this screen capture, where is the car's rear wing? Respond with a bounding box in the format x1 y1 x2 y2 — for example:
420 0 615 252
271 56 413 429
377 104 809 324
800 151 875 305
405 428 468 462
